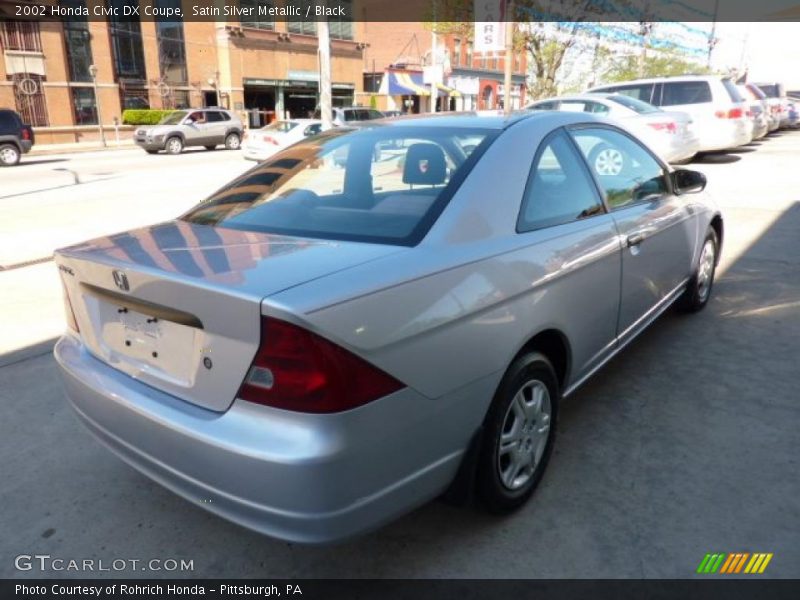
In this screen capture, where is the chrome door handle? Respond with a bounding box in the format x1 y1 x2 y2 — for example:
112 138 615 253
626 232 645 247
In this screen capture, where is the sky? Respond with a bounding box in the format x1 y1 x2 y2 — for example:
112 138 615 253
710 23 800 88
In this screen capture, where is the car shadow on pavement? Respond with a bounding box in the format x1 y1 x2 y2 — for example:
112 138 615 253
1 205 799 579
17 158 68 167
691 153 742 164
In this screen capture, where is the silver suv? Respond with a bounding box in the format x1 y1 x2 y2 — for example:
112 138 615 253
134 108 244 155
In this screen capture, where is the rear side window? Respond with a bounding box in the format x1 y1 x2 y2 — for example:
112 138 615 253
661 81 712 106
343 110 360 122
182 126 497 246
0 111 20 130
608 95 660 114
206 112 225 122
529 101 558 110
518 130 604 232
755 84 783 98
559 101 610 115
599 84 656 104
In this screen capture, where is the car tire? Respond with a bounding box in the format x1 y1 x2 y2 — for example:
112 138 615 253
588 143 628 176
204 145 216 151
0 143 21 166
679 228 719 313
165 137 183 155
224 133 241 150
476 352 558 514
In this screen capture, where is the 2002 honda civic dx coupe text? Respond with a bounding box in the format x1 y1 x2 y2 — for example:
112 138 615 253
54 112 722 543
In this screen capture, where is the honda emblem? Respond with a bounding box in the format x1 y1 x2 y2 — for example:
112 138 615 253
112 270 129 292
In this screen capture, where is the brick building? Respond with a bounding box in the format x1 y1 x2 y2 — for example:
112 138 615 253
360 22 528 114
0 0 366 144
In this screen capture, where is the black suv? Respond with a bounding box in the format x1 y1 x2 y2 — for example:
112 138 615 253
0 109 34 166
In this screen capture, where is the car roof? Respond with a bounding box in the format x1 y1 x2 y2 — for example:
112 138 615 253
592 75 729 87
368 111 540 130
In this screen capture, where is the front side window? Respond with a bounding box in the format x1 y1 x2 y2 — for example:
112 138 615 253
607 94 660 114
518 130 604 232
570 127 668 210
559 101 609 115
182 127 497 245
159 110 187 125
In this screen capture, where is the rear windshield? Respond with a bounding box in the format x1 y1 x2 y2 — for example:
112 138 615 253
607 95 660 114
182 126 497 246
755 83 783 98
264 121 298 133
595 83 655 103
160 111 188 125
746 84 767 99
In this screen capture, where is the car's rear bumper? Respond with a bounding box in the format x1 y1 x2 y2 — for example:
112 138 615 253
54 334 473 543
694 119 750 152
20 140 33 154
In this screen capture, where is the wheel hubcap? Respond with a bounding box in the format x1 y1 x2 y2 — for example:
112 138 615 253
595 149 623 176
498 380 552 491
169 140 181 153
697 239 716 301
228 136 240 149
1 147 19 164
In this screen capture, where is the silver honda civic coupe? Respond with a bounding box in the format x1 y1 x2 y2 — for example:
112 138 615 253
54 112 722 543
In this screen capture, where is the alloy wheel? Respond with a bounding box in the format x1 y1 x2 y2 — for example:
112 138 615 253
594 148 624 176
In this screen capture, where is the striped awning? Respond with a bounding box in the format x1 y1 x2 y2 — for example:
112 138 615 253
387 71 431 96
436 82 461 98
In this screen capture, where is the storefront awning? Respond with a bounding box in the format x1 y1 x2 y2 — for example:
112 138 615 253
436 82 461 98
387 71 430 96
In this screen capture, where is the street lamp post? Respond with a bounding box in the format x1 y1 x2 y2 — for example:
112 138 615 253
88 64 106 147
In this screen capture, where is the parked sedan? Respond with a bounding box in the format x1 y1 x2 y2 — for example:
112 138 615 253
737 85 770 140
54 113 722 543
526 93 699 164
241 119 323 161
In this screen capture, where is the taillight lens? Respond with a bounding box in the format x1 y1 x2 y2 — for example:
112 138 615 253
238 317 405 413
60 279 79 333
647 121 677 134
715 108 743 119
21 128 31 141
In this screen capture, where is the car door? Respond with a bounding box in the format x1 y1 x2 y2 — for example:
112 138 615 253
183 111 206 146
569 125 695 343
516 129 622 384
205 111 227 144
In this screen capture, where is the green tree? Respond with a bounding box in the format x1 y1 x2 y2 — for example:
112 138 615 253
601 53 711 84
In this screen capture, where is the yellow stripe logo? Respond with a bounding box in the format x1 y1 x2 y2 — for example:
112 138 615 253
698 552 773 574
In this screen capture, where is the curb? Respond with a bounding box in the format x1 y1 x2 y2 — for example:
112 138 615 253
28 143 137 157
0 338 58 368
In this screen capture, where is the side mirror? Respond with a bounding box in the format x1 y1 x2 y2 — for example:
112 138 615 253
672 169 706 195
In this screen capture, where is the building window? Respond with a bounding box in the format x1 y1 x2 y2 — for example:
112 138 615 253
240 0 275 30
61 0 93 82
329 0 353 40
288 1 317 35
108 0 147 82
0 21 43 52
72 87 98 125
155 0 188 86
454 38 462 66
11 74 49 126
466 42 473 67
490 55 498 70
514 52 521 74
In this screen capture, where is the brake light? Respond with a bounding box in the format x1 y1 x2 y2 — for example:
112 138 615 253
21 128 30 141
239 317 405 413
60 279 79 333
647 121 677 134
715 108 743 119
262 136 279 145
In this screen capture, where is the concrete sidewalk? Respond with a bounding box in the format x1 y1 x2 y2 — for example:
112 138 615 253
28 139 136 156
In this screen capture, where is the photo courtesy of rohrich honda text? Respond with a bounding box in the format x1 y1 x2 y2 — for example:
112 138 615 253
0 0 798 598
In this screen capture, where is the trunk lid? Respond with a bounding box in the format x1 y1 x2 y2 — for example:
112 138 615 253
56 220 400 411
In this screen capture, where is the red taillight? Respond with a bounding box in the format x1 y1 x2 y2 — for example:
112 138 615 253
238 317 405 413
60 279 79 333
263 136 279 145
21 128 31 141
715 108 743 119
647 121 677 134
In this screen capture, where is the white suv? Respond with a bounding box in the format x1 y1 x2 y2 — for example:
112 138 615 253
588 75 750 152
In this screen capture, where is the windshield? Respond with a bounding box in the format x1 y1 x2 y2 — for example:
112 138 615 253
160 111 188 125
264 121 299 133
608 95 660 114
182 126 497 245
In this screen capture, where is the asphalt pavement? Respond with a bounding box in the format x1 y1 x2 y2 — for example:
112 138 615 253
0 131 798 578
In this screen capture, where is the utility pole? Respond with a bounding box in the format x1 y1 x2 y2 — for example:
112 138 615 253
318 15 333 129
430 0 437 113
88 64 106 147
707 0 720 68
503 0 514 115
